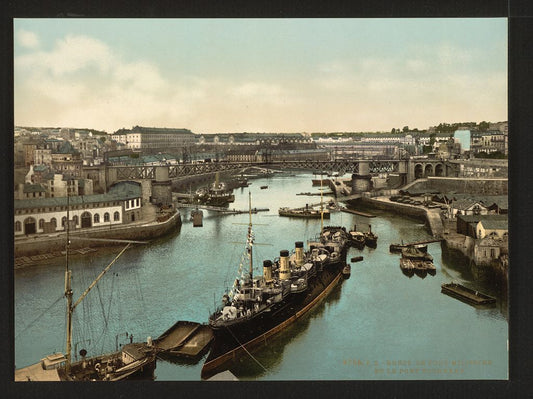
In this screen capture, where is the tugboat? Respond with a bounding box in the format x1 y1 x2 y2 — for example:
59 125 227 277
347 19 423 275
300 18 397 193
195 172 235 206
201 193 349 379
364 224 378 247
348 224 366 249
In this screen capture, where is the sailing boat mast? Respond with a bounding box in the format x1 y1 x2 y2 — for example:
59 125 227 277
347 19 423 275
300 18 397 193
320 177 324 233
65 194 73 372
248 191 253 280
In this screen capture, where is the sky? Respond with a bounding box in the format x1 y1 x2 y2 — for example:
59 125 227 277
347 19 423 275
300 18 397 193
14 18 507 134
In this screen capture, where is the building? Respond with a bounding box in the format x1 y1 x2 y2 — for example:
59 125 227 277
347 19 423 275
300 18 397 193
124 126 195 149
14 181 142 236
475 219 508 239
455 214 507 238
449 200 488 218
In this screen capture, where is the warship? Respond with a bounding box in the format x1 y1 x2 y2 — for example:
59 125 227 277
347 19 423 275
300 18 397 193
201 192 349 379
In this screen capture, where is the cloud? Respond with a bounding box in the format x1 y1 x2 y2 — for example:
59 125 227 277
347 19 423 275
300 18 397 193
17 29 39 48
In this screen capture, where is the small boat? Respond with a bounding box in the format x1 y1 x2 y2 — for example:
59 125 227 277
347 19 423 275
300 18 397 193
351 256 364 263
364 225 378 247
260 185 268 189
401 246 433 261
342 264 351 279
348 231 365 249
441 283 496 306
278 206 330 219
389 243 428 253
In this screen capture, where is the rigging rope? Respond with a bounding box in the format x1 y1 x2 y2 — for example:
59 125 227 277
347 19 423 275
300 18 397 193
225 326 268 373
15 294 64 340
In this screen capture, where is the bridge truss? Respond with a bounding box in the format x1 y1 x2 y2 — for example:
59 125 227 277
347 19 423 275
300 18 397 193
111 159 403 180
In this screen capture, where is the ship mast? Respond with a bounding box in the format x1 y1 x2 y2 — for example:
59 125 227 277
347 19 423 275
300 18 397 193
248 191 253 280
65 194 73 372
320 176 324 233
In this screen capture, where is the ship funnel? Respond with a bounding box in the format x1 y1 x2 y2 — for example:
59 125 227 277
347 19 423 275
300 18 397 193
263 260 273 283
295 241 304 267
279 250 290 280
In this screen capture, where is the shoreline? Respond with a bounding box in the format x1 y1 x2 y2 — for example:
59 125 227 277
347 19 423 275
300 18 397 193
14 209 182 267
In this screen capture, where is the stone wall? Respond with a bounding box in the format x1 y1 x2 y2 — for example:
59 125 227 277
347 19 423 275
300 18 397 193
403 177 508 195
15 210 182 257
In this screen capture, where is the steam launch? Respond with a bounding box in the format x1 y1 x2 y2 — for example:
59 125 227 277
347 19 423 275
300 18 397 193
201 192 349 379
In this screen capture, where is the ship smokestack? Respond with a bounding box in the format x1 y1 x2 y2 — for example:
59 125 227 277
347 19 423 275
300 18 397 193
279 250 290 280
263 260 273 283
295 241 304 267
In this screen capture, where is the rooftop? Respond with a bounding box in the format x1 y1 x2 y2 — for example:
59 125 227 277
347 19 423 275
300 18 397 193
15 181 141 210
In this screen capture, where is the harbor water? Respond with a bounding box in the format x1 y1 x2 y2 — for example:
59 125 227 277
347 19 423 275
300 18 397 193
14 172 508 380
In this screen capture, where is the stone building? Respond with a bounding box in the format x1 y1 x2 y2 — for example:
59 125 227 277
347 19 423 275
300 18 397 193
14 181 142 236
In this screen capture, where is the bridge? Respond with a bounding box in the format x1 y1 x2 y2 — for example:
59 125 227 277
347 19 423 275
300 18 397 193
93 158 461 189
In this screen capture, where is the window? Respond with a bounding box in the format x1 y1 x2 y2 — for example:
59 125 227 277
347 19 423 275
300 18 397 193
61 216 66 227
51 218 57 227
113 211 120 221
94 213 100 223
39 219 44 229
136 198 140 206
104 212 110 222
72 215 78 225
15 221 21 231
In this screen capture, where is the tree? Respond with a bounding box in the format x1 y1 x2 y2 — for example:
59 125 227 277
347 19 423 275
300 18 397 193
402 126 409 133
391 128 396 134
478 121 490 131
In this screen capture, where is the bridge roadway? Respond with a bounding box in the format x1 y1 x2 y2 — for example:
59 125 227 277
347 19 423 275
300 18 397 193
110 159 408 181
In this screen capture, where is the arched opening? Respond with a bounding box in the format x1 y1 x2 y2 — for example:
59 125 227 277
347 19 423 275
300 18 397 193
104 212 110 222
24 217 36 235
131 213 135 222
424 164 433 177
113 211 120 221
94 213 100 223
414 164 424 179
15 221 22 232
81 211 92 228
435 163 444 177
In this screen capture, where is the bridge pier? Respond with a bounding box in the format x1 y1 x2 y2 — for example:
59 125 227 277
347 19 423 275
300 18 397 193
351 161 373 193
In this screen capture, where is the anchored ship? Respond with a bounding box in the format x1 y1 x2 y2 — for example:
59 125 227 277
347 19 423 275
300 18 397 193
201 192 349 379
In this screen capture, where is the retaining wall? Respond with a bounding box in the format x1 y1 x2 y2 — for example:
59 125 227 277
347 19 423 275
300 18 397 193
15 210 182 258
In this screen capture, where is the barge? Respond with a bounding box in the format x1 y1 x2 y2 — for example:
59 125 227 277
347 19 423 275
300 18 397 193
441 283 496 306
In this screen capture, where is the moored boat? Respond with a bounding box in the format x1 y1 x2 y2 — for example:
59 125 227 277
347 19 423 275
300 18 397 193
364 225 378 247
278 205 330 219
389 243 428 253
15 198 156 381
342 264 351 278
201 193 348 379
441 283 496 306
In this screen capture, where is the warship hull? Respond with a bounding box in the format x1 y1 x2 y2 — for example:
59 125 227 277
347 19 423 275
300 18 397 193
201 263 344 379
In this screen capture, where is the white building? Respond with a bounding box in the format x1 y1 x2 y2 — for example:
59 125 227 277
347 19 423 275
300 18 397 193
14 181 142 236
